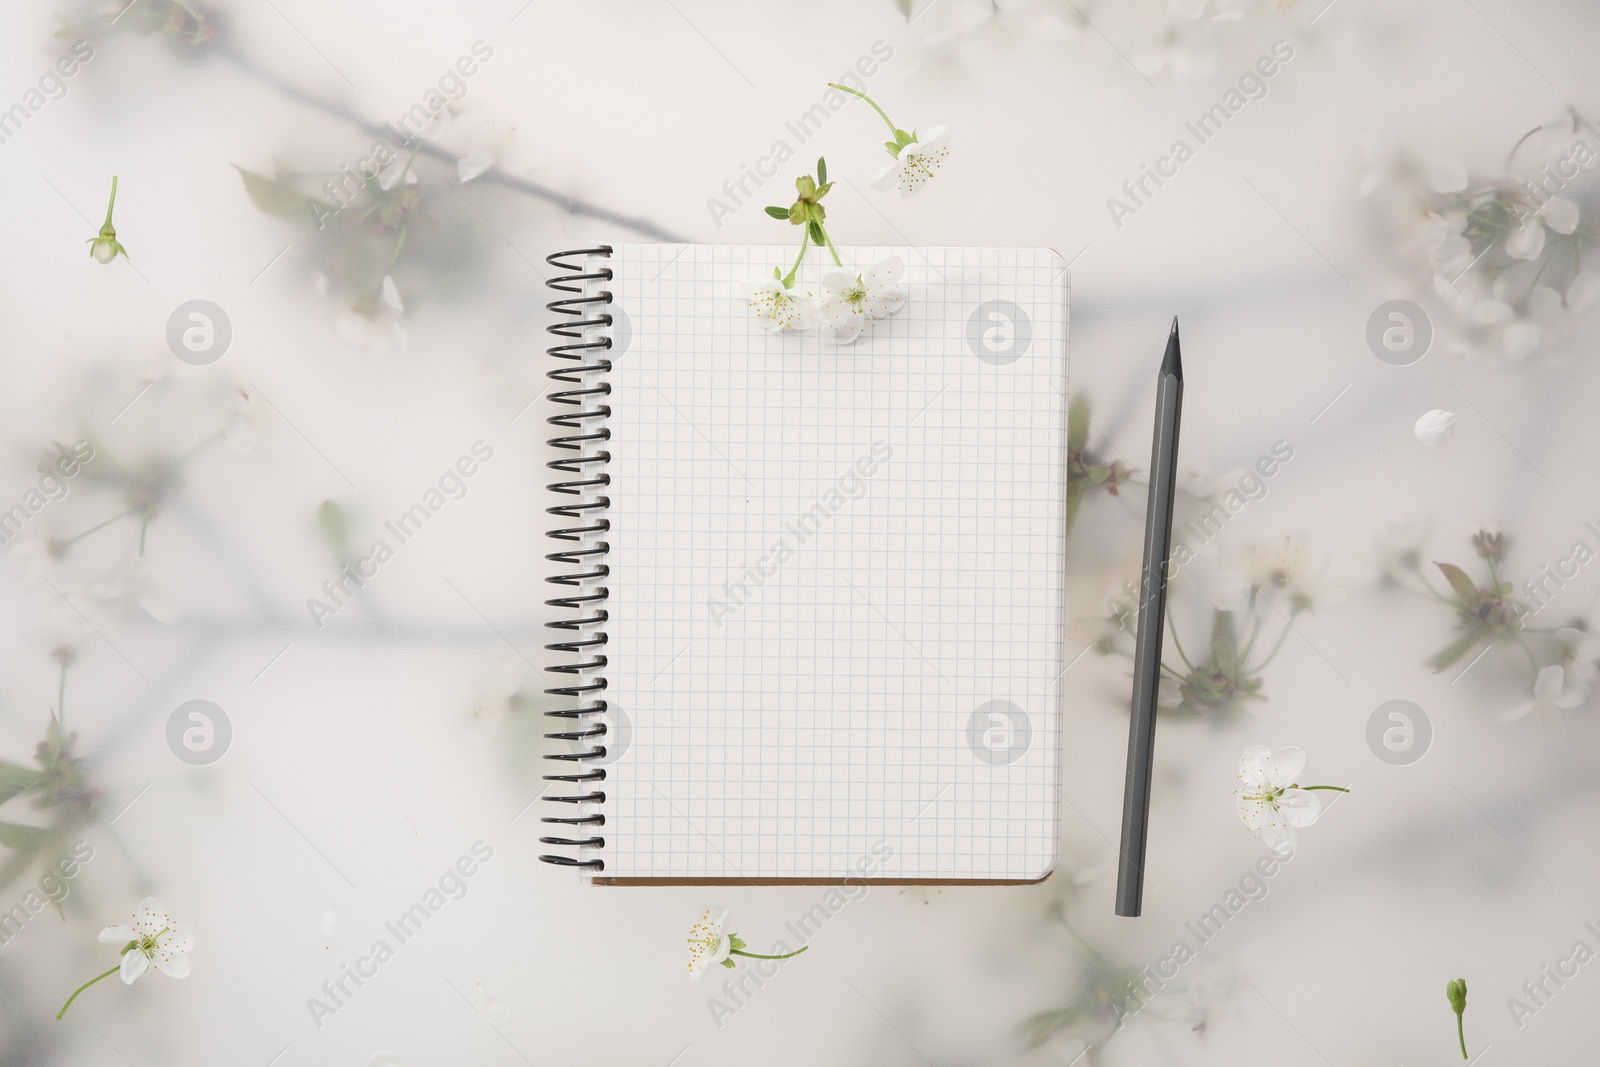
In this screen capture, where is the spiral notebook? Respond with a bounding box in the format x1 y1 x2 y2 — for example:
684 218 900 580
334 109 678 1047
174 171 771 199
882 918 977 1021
541 244 1068 885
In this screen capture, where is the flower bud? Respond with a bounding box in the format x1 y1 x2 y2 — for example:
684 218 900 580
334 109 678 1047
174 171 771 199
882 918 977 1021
1446 977 1467 1012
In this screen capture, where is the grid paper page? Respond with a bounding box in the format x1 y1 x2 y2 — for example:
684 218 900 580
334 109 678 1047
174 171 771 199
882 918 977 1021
600 244 1067 881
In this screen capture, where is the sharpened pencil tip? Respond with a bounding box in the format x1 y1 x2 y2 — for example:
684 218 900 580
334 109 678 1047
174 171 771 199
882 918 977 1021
1161 317 1182 380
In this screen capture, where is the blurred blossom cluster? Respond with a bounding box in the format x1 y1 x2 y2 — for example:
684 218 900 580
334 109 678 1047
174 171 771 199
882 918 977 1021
1363 109 1600 363
1092 529 1342 725
59 0 220 46
901 0 1300 83
1362 519 1600 718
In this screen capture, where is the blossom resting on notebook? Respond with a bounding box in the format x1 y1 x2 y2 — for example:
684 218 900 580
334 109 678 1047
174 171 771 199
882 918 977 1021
816 257 906 344
750 147 920 342
743 276 812 332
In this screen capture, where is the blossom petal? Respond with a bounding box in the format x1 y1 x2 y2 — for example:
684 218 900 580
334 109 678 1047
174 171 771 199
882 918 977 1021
1498 700 1535 722
821 270 855 296
865 256 905 288
1278 790 1325 827
1534 664 1564 702
864 286 904 320
917 125 951 150
1237 745 1273 784
120 949 151 985
132 898 167 938
1541 196 1580 235
457 150 495 184
159 923 196 955
1502 321 1540 362
155 951 192 979
1256 746 1307 789
871 159 901 191
1567 271 1600 312
1209 572 1252 613
1413 409 1456 447
1258 816 1296 856
100 925 136 943
1235 791 1265 830
1505 220 1546 261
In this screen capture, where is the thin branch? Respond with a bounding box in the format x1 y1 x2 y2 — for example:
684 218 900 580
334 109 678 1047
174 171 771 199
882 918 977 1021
210 42 687 242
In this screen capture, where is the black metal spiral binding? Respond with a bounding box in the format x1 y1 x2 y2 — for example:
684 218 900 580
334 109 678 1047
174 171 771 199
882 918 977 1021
539 246 613 871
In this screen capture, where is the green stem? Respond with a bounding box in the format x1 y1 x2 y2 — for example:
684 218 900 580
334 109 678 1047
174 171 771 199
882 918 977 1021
1247 612 1297 674
1524 243 1558 297
1238 604 1265 663
1511 632 1540 674
821 227 843 267
384 226 411 273
1298 785 1350 792
57 660 68 735
730 946 808 961
780 230 810 288
827 83 899 135
59 509 135 548
1165 614 1195 672
101 176 118 229
1456 1011 1467 1059
1504 124 1542 173
56 964 121 1020
1055 913 1114 968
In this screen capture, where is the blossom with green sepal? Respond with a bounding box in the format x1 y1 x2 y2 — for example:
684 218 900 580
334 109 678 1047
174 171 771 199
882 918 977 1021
57 897 194 1019
1233 746 1349 855
1446 978 1468 1059
686 906 807 980
828 83 952 197
86 176 129 264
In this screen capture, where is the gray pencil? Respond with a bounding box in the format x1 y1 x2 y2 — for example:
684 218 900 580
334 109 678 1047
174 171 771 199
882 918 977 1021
1116 316 1184 918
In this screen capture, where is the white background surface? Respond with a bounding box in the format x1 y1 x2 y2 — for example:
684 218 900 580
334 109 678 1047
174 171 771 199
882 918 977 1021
1 1 1598 1064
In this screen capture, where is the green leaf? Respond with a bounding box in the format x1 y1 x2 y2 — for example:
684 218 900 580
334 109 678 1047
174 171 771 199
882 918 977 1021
0 761 41 806
764 205 788 220
885 140 902 157
808 220 825 246
0 822 48 851
233 165 317 223
0 847 36 891
317 499 353 554
895 129 914 146
1435 562 1481 606
43 716 61 766
1064 479 1085 539
1068 396 1092 453
728 934 746 950
795 174 816 198
816 157 827 185
1428 632 1479 673
719 957 737 969
787 203 806 225
1210 610 1240 673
